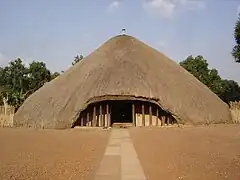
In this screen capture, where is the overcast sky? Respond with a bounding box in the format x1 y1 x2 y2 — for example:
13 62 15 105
0 0 239 83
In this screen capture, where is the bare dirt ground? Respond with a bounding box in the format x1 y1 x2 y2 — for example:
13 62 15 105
130 124 240 180
0 128 109 180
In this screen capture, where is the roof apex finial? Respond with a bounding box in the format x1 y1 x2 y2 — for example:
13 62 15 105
121 28 126 35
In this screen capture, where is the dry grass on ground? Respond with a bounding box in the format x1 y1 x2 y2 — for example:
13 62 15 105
0 128 109 180
130 125 240 180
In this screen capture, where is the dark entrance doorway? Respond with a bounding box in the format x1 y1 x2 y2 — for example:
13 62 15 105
110 101 132 125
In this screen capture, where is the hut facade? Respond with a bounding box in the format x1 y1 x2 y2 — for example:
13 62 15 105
72 100 176 128
14 35 231 129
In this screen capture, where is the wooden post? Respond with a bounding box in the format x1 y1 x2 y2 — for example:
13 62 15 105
100 104 103 127
132 103 135 126
142 104 145 126
81 116 83 126
161 111 164 126
106 104 110 127
167 114 170 126
93 105 96 127
109 105 111 127
156 108 159 126
170 115 174 125
87 111 90 126
149 104 152 126
162 116 166 127
103 114 105 127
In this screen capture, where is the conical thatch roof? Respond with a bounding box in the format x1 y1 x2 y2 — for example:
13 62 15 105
14 35 231 128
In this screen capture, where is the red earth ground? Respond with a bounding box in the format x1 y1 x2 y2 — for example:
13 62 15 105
130 124 240 180
0 128 109 180
0 125 240 180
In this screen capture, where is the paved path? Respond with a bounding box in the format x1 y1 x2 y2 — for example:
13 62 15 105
94 129 146 180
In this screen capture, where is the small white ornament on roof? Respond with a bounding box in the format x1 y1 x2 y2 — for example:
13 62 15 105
121 28 126 35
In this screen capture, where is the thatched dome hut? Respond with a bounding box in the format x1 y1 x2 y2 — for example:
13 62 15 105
14 35 231 129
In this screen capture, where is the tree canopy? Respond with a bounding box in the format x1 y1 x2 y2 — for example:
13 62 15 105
232 14 240 63
180 55 240 103
0 54 83 109
0 58 60 109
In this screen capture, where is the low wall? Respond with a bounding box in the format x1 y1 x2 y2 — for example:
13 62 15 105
230 101 240 124
0 105 15 127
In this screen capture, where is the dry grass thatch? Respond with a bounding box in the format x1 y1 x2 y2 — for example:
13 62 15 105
230 101 240 123
14 35 231 129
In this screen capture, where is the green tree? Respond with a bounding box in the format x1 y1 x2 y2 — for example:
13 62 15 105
0 58 29 109
180 55 240 103
0 59 58 109
232 14 240 63
27 61 51 92
3 58 29 93
220 80 240 103
72 54 83 66
179 55 223 95
0 67 9 105
0 86 5 105
51 72 60 80
0 67 4 87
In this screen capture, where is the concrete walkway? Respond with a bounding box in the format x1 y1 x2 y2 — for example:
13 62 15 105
95 129 146 180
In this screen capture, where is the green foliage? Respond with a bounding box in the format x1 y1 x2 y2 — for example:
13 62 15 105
51 72 60 80
72 54 83 66
27 61 51 91
0 53 83 109
0 86 5 105
0 58 59 109
232 14 240 63
180 55 210 85
220 80 240 102
180 55 240 103
3 58 29 93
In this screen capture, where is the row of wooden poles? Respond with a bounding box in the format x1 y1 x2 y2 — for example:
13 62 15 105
134 103 174 126
78 104 111 127
78 103 174 127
